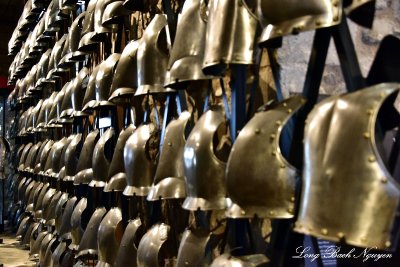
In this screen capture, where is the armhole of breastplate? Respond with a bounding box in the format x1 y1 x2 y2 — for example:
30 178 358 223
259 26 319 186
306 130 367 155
212 121 231 163
156 27 169 56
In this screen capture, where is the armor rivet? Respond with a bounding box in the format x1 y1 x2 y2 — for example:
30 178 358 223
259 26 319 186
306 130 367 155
363 132 370 139
168 141 172 147
241 210 246 215
366 109 373 115
287 207 294 214
316 20 323 26
368 156 375 162
385 241 391 247
276 30 282 35
283 103 287 107
287 108 293 113
380 92 385 98
254 128 261 134
269 210 275 216
271 151 276 156
280 164 286 169
275 120 282 126
270 134 276 139
290 197 295 202
321 228 328 235
337 232 344 238
361 237 367 243
381 177 388 183
333 15 339 21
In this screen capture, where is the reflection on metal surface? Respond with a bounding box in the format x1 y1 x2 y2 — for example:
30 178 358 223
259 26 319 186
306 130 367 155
295 83 400 249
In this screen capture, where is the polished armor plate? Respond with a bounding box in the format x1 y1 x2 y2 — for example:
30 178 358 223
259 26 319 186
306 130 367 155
210 253 269 267
295 83 400 249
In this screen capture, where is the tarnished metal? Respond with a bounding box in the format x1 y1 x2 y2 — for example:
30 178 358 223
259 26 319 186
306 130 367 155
39 233 55 266
137 223 171 267
92 0 118 42
104 172 127 192
82 64 101 112
108 125 136 179
47 87 66 127
123 123 158 196
102 1 131 25
64 134 83 179
60 80 75 120
90 127 115 187
115 218 142 267
70 197 87 250
76 130 100 175
226 96 305 219
37 92 57 129
30 230 48 259
60 12 87 65
77 207 107 257
148 112 191 201
183 108 228 211
136 14 171 95
166 0 214 89
97 207 124 265
202 0 258 75
71 67 90 117
55 192 69 232
176 228 211 267
257 0 342 45
59 197 78 239
295 83 400 249
93 53 121 108
210 254 269 267
109 40 139 104
79 0 97 51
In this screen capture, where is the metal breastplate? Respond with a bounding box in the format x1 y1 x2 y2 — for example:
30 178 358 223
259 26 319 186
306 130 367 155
71 67 89 117
82 64 101 112
79 0 99 52
210 254 269 267
93 53 121 108
59 197 78 239
137 223 171 267
108 125 136 179
109 40 139 104
46 191 63 225
60 81 75 120
35 49 51 87
226 96 304 219
39 234 55 266
77 207 107 257
295 83 400 249
202 0 257 76
49 137 71 177
102 1 131 25
115 218 142 267
76 130 100 173
166 0 213 89
64 134 83 178
55 192 69 232
176 228 211 267
90 127 115 187
30 230 47 259
97 207 123 265
70 197 87 250
123 123 158 196
48 89 65 127
257 0 342 44
136 14 170 95
41 188 57 222
183 108 227 211
38 92 57 129
61 12 86 64
92 0 117 42
148 112 191 201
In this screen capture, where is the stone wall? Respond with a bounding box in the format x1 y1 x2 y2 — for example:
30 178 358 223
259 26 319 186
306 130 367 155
271 0 400 97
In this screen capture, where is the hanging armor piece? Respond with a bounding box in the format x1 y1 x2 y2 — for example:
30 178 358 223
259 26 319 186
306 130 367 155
202 0 258 76
226 96 305 219
109 40 139 104
115 218 142 267
165 0 214 89
183 107 228 211
123 123 158 196
137 223 171 267
136 14 171 95
147 111 191 201
295 83 400 249
176 228 212 267
71 67 90 117
79 0 99 52
102 1 132 25
97 174 127 266
257 0 342 45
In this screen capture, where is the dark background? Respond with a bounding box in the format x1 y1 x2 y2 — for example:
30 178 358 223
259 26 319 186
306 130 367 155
0 0 25 77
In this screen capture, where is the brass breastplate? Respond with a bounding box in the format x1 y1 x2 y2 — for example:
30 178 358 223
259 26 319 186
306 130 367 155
202 0 257 75
257 0 341 44
123 123 158 196
295 83 400 249
183 108 228 211
226 96 304 219
148 111 191 201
